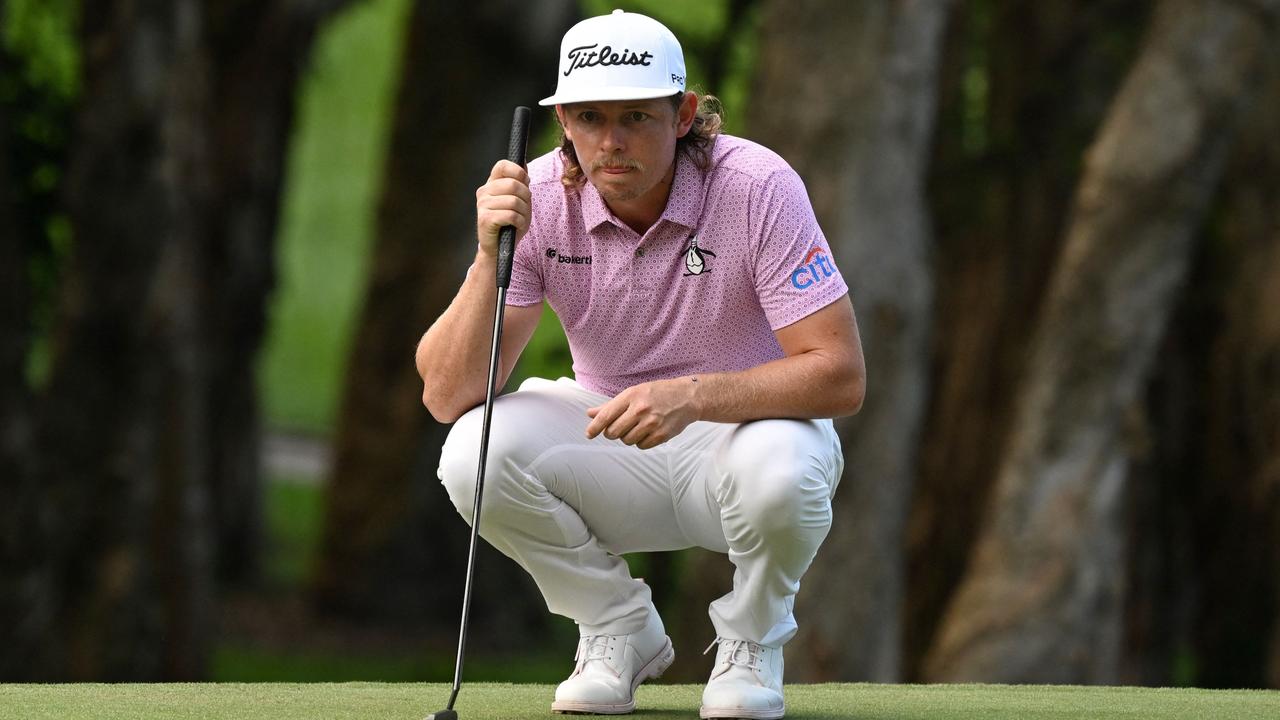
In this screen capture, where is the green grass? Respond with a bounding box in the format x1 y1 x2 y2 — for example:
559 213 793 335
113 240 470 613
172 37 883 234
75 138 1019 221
211 647 566 685
3 683 1278 719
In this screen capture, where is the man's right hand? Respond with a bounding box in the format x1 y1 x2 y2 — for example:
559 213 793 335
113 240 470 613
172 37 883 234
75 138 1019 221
475 159 532 259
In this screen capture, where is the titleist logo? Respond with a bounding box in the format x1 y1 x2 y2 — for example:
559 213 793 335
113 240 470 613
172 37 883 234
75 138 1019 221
564 44 653 76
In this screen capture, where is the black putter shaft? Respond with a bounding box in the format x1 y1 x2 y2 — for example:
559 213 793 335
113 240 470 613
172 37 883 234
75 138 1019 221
427 105 532 720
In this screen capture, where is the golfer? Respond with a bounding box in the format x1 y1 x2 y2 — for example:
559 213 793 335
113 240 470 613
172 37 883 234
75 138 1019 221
417 9 864 719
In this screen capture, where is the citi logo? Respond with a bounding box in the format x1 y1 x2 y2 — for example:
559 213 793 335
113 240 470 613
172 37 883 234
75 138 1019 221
791 247 836 290
546 247 592 265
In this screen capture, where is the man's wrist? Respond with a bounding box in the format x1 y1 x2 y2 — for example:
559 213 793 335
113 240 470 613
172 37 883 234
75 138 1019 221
687 374 706 421
472 247 499 270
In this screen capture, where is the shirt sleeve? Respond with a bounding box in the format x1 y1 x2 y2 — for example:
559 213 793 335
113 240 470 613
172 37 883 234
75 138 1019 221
751 167 849 330
504 221 544 307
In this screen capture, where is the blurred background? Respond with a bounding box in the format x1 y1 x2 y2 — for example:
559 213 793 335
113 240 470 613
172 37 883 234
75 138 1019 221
2 0 1278 689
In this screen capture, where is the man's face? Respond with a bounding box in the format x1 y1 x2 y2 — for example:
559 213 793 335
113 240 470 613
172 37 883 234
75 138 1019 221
557 97 692 207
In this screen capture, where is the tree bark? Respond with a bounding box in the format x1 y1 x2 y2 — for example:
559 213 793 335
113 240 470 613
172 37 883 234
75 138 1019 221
906 0 1150 679
0 0 343 680
1129 41 1280 687
33 0 217 680
740 0 950 681
924 0 1280 683
0 0 24 463
200 0 349 586
314 0 577 648
1193 141 1280 687
0 0 18 403
0 0 43 679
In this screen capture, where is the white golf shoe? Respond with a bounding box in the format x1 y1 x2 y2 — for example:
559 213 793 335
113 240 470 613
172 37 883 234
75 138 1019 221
700 637 785 719
552 611 675 714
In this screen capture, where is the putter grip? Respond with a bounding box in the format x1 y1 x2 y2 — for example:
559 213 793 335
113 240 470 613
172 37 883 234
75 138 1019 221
496 106 532 289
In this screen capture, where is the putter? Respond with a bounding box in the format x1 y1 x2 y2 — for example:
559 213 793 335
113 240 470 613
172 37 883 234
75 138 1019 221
426 105 532 720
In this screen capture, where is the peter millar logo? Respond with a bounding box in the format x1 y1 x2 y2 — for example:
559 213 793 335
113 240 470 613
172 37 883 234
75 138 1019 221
564 44 654 76
791 246 836 289
679 233 715 276
546 247 592 265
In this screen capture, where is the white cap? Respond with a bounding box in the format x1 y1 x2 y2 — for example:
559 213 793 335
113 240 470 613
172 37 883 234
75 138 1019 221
539 9 686 106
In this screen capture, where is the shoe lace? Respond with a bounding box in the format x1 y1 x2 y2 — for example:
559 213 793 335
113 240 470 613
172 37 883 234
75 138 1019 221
703 636 763 671
576 634 616 662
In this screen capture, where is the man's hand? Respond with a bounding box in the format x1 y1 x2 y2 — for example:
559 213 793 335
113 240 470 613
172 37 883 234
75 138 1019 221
476 159 531 258
585 377 703 449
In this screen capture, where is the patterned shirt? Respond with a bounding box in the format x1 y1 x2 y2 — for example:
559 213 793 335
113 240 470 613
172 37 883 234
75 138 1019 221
507 134 848 397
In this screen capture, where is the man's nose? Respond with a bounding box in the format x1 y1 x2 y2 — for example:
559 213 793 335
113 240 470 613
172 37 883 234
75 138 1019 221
600 122 626 153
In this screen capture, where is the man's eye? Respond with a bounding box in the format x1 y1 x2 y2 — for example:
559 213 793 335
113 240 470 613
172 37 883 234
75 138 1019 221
627 112 648 122
579 111 600 123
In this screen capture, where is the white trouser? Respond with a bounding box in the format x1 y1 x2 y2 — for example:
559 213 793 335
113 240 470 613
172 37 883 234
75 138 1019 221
437 377 843 647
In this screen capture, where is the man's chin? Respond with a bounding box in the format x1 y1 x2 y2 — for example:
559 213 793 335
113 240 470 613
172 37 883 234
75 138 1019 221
594 180 644 204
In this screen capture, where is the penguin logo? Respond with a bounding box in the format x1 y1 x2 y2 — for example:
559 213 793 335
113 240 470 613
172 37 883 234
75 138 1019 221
680 233 715 276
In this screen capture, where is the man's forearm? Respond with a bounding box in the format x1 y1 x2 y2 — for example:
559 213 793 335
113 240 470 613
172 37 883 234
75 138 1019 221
416 253 501 422
690 349 864 423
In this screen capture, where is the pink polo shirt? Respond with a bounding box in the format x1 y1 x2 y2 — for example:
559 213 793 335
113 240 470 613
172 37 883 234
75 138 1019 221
507 134 848 398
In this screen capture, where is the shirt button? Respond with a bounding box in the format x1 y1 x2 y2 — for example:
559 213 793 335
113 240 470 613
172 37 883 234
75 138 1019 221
635 248 645 257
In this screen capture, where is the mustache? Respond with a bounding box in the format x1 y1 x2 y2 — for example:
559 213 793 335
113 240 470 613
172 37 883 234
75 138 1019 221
590 155 644 173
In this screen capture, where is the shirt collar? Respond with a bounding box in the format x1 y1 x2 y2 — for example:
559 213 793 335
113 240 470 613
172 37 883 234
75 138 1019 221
578 150 705 236
580 175 614 234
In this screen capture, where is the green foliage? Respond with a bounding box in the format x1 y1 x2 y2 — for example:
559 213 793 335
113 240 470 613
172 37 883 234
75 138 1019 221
505 303 574 389
262 477 324 588
3 0 77 390
2 0 78 100
959 0 992 156
259 0 412 434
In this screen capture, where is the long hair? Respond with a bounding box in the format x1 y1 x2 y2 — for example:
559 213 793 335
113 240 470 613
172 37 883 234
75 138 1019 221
558 92 724 187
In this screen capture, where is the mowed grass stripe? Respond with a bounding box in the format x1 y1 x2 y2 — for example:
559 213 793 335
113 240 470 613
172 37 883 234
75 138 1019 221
2 682 1278 720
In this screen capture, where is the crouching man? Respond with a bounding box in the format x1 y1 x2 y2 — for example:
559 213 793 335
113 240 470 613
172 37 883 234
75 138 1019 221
416 9 865 719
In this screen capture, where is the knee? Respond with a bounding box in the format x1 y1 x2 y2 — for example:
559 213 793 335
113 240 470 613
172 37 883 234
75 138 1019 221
437 405 540 523
717 421 836 536
438 407 483 522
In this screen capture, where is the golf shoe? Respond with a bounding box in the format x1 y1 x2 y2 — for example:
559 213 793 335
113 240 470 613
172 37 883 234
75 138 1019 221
552 611 674 714
700 637 785 719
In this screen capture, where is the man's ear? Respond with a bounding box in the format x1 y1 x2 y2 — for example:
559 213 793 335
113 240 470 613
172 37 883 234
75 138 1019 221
675 92 698 138
555 104 572 141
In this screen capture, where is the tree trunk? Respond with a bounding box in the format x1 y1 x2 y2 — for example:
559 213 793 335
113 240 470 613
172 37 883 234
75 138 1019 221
1194 42 1280 688
906 0 1150 679
0 0 343 680
1192 138 1280 687
200 0 349 587
0 0 23 464
314 0 577 648
0 0 42 679
737 0 950 681
924 0 1279 683
1127 42 1280 687
31 0 217 680
0 0 18 404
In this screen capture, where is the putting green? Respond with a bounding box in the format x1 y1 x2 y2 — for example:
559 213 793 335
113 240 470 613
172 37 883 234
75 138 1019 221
2 682 1278 719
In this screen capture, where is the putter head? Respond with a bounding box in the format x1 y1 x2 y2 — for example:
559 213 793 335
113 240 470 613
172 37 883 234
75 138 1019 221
425 711 457 720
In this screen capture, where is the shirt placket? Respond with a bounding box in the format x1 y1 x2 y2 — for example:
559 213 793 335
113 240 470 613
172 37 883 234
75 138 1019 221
630 242 654 298
625 225 655 299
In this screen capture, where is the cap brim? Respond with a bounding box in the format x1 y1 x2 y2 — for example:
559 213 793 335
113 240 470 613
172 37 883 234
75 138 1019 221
538 85 683 106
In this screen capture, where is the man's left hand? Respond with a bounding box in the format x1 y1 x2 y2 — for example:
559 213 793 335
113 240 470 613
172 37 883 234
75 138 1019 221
585 377 702 449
